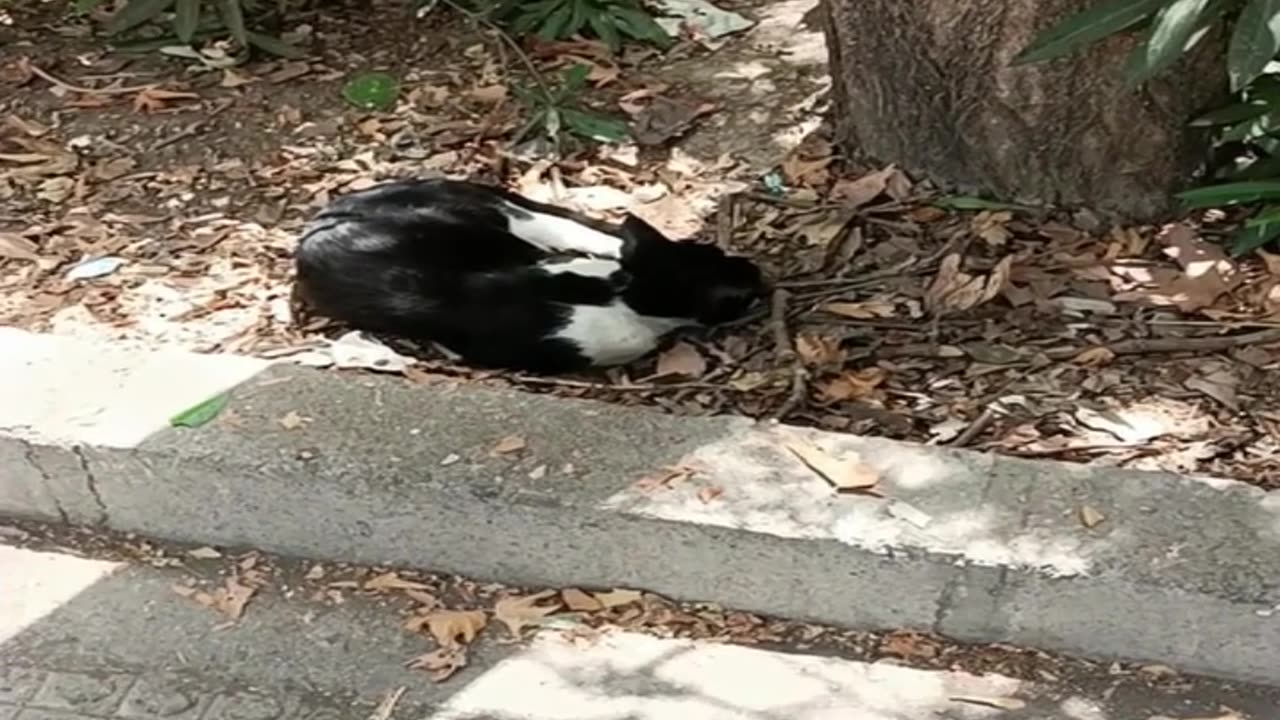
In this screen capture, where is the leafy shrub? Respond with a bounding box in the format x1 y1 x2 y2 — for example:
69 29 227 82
74 0 302 58
512 63 631 145
1018 0 1280 254
482 0 671 52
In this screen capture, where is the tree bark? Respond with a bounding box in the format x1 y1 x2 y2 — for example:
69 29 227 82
820 0 1227 222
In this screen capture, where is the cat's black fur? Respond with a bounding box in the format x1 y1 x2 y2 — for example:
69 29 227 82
292 178 766 373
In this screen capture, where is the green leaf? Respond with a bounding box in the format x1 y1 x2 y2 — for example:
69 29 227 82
1176 180 1280 208
1231 206 1280 254
74 0 106 14
217 0 248 45
588 11 622 52
247 31 305 58
510 0 560 34
1190 100 1270 127
1013 0 1165 65
564 0 589 37
105 0 176 34
173 0 201 42
342 72 400 111
1229 0 1280 90
1245 203 1280 226
610 6 672 46
931 195 1038 212
538 2 573 39
561 107 630 142
561 62 591 92
169 393 230 428
1125 0 1215 85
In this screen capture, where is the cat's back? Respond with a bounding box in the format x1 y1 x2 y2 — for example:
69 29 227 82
297 178 545 270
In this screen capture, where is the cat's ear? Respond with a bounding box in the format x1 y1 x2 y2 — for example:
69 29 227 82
620 213 670 245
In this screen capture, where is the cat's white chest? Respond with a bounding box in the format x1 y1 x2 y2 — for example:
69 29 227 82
554 302 687 366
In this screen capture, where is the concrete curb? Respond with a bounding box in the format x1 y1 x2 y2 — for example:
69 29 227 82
2 327 1278 684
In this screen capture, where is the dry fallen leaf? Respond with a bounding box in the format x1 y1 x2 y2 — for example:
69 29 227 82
925 254 1011 315
181 576 256 621
364 571 433 593
1114 223 1243 313
494 590 561 638
0 232 41 262
592 588 643 608
187 546 222 559
781 152 832 187
822 299 896 319
795 334 843 367
654 341 706 379
470 84 507 104
829 166 895 208
634 465 694 493
971 210 1013 247
697 486 723 504
408 646 469 682
132 87 200 113
1073 346 1116 367
561 587 604 612
1079 504 1105 529
423 609 488 648
784 436 880 493
819 367 889 403
491 434 527 455
277 410 308 430
880 630 940 660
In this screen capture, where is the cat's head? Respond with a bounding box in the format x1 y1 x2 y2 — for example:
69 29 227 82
617 214 767 325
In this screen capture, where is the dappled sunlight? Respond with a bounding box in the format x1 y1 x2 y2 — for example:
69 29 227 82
0 327 271 448
752 0 828 67
431 630 1029 720
0 545 121 645
603 423 1099 578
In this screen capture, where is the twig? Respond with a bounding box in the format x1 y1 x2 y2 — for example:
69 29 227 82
26 61 157 95
1045 328 1280 360
768 288 809 419
715 192 736 247
367 686 406 720
503 374 733 393
950 406 1000 448
436 0 554 100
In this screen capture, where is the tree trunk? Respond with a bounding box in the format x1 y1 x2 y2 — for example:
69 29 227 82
820 0 1227 222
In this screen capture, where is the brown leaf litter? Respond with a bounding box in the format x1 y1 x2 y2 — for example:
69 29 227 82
5 3 1280 492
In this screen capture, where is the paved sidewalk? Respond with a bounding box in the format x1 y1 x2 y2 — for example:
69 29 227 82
2 327 1280 684
3 542 1279 720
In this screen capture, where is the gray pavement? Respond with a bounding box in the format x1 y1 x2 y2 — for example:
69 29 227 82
2 541 1279 720
2 327 1280 684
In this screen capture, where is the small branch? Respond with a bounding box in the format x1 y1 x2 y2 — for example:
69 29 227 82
1045 328 1280 360
435 0 555 101
950 406 999 448
768 288 809 419
715 192 736 247
26 61 157 95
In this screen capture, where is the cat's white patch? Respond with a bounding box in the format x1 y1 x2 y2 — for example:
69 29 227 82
538 257 620 278
502 202 624 259
553 302 690 366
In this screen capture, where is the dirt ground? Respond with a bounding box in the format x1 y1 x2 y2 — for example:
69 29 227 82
4 0 1280 489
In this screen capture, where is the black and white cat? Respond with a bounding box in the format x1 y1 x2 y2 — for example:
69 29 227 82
292 178 766 373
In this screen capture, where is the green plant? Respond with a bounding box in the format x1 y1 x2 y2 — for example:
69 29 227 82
511 63 630 147
1017 0 1280 254
342 72 401 111
75 0 302 58
485 0 671 52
